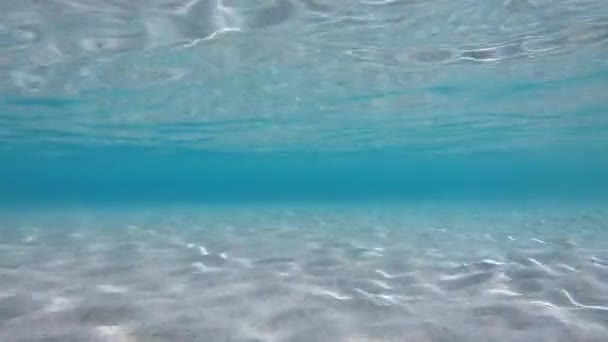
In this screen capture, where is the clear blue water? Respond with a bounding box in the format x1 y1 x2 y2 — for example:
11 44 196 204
1 0 608 341
1 146 608 205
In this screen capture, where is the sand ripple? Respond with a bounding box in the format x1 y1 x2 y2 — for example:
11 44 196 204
1 203 607 341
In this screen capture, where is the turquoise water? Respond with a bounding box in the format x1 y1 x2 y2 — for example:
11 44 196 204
1 146 608 204
1 0 608 341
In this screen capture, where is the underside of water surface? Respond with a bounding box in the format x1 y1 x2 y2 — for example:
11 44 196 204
1 0 608 341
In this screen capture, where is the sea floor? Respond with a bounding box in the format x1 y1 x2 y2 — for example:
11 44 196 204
1 201 607 341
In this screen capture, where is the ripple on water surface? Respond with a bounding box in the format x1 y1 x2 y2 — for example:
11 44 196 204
1 0 607 151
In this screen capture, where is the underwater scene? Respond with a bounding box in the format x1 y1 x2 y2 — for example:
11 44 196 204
1 0 608 341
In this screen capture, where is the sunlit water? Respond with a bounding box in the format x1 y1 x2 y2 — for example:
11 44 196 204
1 0 608 341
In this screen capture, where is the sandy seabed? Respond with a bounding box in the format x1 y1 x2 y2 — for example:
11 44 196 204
1 202 607 341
